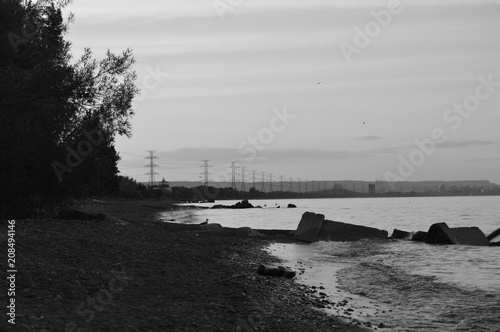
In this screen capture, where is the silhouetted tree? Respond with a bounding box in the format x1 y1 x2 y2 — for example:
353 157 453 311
0 0 138 217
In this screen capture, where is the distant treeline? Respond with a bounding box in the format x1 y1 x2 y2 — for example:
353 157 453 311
168 185 500 202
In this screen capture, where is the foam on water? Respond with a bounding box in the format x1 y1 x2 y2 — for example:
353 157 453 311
270 240 500 331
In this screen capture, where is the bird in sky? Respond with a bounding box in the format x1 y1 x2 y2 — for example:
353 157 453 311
316 81 322 85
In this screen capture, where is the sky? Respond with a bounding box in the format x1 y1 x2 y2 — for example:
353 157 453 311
64 0 500 185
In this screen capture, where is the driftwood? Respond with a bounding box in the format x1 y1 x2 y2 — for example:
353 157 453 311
257 264 296 279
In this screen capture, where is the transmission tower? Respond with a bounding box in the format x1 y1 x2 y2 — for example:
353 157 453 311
252 170 257 189
268 173 273 192
305 180 308 193
240 166 247 191
229 161 238 189
146 150 159 187
261 172 266 192
289 177 293 192
298 178 301 193
280 175 284 192
200 160 212 186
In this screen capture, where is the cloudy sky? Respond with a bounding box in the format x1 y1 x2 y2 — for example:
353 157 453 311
65 0 500 184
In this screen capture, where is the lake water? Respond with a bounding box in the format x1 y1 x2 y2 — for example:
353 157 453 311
159 196 500 331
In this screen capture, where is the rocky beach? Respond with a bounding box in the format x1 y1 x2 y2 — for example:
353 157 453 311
2 199 374 332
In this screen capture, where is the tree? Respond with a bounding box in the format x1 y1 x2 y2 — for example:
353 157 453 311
0 0 139 217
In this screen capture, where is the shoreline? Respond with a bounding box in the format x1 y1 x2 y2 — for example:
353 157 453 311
5 199 374 331
267 243 390 330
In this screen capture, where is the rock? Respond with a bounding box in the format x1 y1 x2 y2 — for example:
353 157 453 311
389 229 410 239
487 228 500 241
234 227 266 238
56 208 102 220
257 264 296 278
198 223 224 231
453 227 491 246
287 204 297 208
424 223 458 245
211 199 255 209
316 220 388 242
491 241 500 246
294 212 325 243
233 199 253 209
424 222 490 246
98 213 129 225
409 231 427 242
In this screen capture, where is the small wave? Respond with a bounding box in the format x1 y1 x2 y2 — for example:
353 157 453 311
336 262 500 331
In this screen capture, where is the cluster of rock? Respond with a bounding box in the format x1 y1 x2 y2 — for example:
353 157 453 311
211 199 255 209
210 200 297 209
294 211 499 247
391 223 500 246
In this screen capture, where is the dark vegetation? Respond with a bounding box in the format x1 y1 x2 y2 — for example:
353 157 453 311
0 0 138 218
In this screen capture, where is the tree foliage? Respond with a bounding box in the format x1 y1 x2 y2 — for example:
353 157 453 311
0 0 139 217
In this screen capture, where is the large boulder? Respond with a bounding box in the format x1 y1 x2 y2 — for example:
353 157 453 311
294 212 325 243
424 222 490 246
316 220 388 242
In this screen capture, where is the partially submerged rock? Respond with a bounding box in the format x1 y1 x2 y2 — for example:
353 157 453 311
287 203 297 208
409 231 427 242
317 220 388 242
294 212 325 242
294 212 388 243
487 228 500 242
424 222 490 246
389 229 410 239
